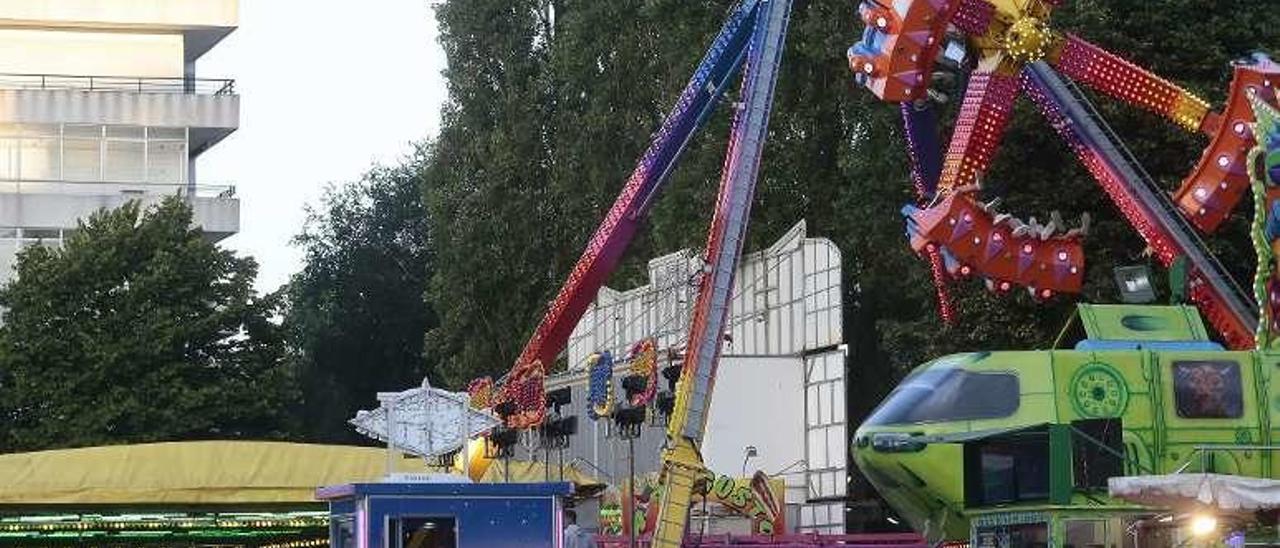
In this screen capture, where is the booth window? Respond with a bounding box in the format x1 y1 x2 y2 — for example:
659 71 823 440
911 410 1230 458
865 368 1019 426
965 430 1049 506
389 517 457 548
1172 360 1243 418
332 517 355 548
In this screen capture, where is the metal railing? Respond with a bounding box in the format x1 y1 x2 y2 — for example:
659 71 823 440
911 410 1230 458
0 179 236 199
0 73 236 95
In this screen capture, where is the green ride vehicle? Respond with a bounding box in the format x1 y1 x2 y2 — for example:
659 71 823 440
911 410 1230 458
854 304 1279 547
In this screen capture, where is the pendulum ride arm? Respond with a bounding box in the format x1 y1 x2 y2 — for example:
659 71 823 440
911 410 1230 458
1051 35 1215 135
937 68 1021 193
498 1 761 425
1022 61 1259 348
650 0 792 545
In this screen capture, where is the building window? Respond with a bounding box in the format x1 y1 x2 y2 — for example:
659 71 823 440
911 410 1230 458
0 227 71 249
146 133 187 183
0 135 18 180
864 368 1019 426
1172 360 1243 419
20 136 59 180
105 140 144 182
0 123 186 185
63 125 102 182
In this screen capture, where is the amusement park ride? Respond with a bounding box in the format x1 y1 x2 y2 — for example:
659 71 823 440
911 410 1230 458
366 0 1280 545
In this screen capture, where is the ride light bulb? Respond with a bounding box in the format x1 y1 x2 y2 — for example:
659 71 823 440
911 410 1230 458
1190 515 1217 537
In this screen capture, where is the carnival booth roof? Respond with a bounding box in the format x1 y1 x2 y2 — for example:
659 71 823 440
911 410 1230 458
0 440 423 506
1109 474 1280 512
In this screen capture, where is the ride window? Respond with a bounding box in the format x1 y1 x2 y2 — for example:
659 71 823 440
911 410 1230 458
1172 360 1243 419
966 431 1050 506
1072 419 1124 490
388 517 457 548
864 368 1019 426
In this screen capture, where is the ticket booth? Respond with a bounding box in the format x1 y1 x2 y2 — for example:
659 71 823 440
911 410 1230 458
318 481 573 548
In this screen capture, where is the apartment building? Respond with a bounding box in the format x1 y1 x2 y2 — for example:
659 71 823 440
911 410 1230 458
0 0 240 281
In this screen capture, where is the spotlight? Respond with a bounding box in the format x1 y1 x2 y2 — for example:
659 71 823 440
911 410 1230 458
1190 514 1217 537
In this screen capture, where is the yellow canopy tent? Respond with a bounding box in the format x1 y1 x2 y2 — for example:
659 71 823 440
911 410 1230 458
0 440 422 505
474 458 603 488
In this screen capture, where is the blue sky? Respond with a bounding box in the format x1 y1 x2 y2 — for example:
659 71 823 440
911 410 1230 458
197 1 447 292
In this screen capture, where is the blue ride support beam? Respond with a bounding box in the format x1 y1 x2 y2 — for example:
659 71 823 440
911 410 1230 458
651 0 794 545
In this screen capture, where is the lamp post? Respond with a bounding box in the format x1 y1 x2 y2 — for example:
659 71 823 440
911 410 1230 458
741 445 758 478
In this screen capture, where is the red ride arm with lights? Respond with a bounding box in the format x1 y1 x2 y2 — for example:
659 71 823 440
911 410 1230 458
938 70 1021 193
1052 34 1214 134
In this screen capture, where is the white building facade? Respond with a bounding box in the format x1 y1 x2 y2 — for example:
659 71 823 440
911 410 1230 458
543 221 849 534
0 0 240 281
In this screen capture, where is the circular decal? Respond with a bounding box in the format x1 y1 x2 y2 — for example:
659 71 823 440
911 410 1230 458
1070 363 1129 418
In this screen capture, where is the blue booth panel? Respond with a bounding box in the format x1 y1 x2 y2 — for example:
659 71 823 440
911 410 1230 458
319 482 573 548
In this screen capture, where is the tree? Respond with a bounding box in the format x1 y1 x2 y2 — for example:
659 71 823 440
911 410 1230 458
424 0 560 386
0 198 294 451
285 150 437 443
422 0 1280 400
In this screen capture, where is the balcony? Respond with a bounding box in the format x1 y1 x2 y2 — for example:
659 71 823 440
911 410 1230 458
0 73 238 154
0 180 239 242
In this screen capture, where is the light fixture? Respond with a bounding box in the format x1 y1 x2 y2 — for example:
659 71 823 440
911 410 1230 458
1114 264 1156 304
1190 514 1217 537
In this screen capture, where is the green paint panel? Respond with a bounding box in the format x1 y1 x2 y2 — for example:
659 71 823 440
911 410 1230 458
1076 304 1210 342
1048 425 1072 505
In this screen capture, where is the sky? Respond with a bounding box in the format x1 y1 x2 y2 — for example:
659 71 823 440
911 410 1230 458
196 1 448 293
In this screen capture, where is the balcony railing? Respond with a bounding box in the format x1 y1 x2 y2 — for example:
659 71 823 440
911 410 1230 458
0 179 236 199
0 73 236 95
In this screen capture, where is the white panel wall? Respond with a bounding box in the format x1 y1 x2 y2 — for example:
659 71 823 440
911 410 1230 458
550 220 847 533
566 221 842 367
0 0 238 30
800 350 847 534
0 30 184 77
701 356 806 504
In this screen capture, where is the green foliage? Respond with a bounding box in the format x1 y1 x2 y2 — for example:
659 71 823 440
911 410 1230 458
425 0 559 386
284 150 437 443
0 198 293 451
420 0 1280 407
